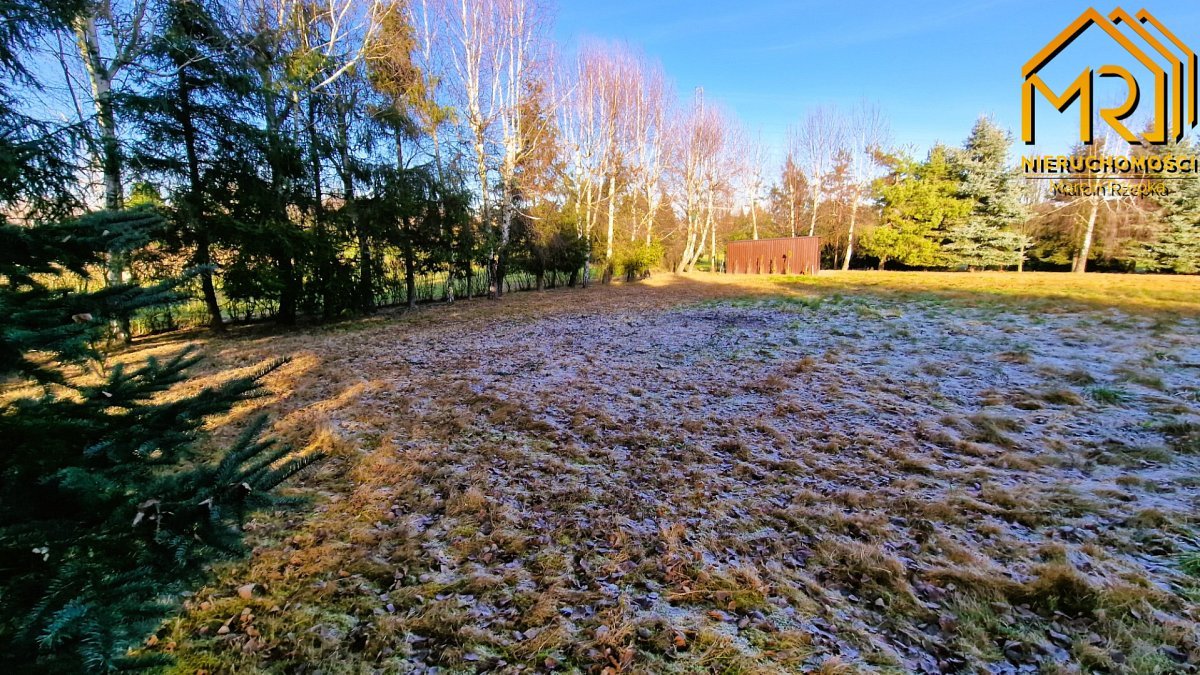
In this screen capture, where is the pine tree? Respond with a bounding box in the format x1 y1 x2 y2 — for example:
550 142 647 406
1 11 319 667
0 0 83 218
126 0 260 333
861 146 970 269
1131 139 1200 274
1136 173 1200 273
0 210 322 672
945 117 1030 269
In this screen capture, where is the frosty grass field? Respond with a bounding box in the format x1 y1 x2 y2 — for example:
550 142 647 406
132 272 1200 674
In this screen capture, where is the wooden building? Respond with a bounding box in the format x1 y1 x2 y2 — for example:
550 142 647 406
726 237 820 275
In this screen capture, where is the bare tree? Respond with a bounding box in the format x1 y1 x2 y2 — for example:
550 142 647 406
433 0 498 301
433 0 549 296
70 0 150 213
774 151 806 238
1060 129 1136 273
576 42 631 276
791 105 844 239
557 45 604 286
627 56 670 245
669 89 731 273
839 101 889 270
741 129 766 240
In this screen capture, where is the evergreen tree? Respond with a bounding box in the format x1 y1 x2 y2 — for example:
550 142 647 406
861 146 969 269
242 13 309 325
1 11 319 667
125 0 260 332
945 117 1029 269
1129 138 1200 274
0 212 321 670
358 164 472 307
1136 173 1200 273
0 0 83 218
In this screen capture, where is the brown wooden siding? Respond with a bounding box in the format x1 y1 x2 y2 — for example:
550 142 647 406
726 237 820 275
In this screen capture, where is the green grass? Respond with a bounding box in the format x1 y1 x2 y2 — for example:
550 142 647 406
1182 552 1200 578
1087 386 1129 405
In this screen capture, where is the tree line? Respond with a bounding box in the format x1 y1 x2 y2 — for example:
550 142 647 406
770 113 1200 275
6 0 1199 341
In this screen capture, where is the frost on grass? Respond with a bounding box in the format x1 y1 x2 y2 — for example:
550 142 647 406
153 275 1200 673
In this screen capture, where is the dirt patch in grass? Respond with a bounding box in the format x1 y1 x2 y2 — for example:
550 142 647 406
127 272 1200 673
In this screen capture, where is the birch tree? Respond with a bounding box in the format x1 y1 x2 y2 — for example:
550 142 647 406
70 0 149 213
627 56 670 245
670 89 730 273
439 0 496 256
61 0 153 343
741 130 766 240
791 105 843 239
774 151 806 238
840 101 889 270
573 43 632 277
434 0 549 297
1065 134 1122 274
561 43 619 285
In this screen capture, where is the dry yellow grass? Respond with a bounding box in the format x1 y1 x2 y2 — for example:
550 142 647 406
780 270 1200 315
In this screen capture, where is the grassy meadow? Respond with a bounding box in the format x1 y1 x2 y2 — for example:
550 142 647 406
118 271 1200 674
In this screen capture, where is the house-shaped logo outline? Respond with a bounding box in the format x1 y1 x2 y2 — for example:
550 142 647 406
1136 9 1198 130
1021 7 1197 146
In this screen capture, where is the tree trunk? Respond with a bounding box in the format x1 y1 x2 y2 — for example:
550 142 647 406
460 227 474 299
496 247 508 297
676 223 695 273
709 202 717 272
582 180 593 288
75 16 122 213
259 65 297 326
403 218 417 309
1074 198 1099 274
677 191 700 273
787 184 795 237
751 201 758 240
606 173 616 261
337 109 373 314
841 197 859 271
175 63 224 333
690 219 706 272
496 172 515 298
644 192 658 245
312 97 340 317
277 255 297 325
356 221 373 310
808 193 820 237
75 14 131 341
474 131 493 301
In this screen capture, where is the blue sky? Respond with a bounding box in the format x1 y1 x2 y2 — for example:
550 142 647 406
554 1 1200 160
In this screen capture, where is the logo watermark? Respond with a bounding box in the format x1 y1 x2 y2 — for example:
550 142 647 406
1020 8 1197 194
